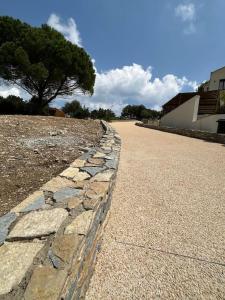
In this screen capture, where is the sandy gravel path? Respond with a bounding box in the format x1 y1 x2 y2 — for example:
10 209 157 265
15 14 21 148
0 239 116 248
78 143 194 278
86 121 225 299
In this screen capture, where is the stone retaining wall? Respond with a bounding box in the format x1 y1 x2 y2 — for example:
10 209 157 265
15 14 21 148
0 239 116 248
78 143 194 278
136 122 225 144
0 121 121 300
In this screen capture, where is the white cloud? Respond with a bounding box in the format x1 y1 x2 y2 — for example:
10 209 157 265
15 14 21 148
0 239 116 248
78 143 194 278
77 63 197 115
175 3 196 34
47 13 82 47
175 3 196 21
0 86 21 98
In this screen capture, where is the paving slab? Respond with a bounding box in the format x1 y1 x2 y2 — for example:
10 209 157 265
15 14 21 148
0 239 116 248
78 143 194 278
8 208 68 240
0 242 43 296
86 121 225 298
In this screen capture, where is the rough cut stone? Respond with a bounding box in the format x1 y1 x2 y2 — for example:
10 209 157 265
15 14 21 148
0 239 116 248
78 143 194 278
11 191 45 213
53 187 81 203
80 150 95 160
24 266 67 300
70 159 85 168
93 152 106 158
83 198 99 210
72 170 90 182
50 234 82 268
0 242 43 296
64 211 93 236
80 166 106 177
0 213 17 245
73 181 88 189
60 167 80 179
67 197 83 210
91 170 114 182
105 159 118 169
87 158 105 166
41 177 76 193
85 182 109 200
8 208 68 240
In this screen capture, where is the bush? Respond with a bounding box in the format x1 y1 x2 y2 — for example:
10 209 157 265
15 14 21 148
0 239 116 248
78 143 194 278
0 95 26 114
62 100 90 119
90 108 116 122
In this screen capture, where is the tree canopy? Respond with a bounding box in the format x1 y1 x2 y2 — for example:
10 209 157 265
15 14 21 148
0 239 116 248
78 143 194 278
0 16 95 112
121 104 161 120
90 108 116 122
62 100 90 119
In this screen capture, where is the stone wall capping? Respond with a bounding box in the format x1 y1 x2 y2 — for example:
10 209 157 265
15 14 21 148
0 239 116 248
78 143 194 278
0 120 121 298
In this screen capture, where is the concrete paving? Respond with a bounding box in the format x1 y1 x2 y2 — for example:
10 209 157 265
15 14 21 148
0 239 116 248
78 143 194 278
86 122 225 299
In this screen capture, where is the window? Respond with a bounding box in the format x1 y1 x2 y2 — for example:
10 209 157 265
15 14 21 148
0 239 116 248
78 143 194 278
219 79 225 90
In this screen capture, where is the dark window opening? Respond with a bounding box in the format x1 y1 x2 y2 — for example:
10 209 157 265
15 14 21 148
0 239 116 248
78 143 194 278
217 119 225 134
219 79 225 90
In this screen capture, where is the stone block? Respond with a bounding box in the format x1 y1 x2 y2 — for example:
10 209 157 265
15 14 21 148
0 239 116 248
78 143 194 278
24 266 67 300
8 208 68 240
53 187 81 203
93 152 106 158
50 234 82 268
80 166 106 177
105 158 118 169
41 177 77 193
67 197 83 210
11 191 45 213
83 198 99 210
60 167 80 179
87 158 105 166
0 213 17 245
73 172 90 182
85 181 109 200
0 242 43 296
64 211 93 236
91 170 114 182
70 159 85 168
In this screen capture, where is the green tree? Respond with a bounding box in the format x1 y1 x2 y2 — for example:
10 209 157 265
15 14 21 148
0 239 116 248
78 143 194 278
0 16 95 113
90 108 115 121
62 100 90 118
121 104 161 120
0 95 26 114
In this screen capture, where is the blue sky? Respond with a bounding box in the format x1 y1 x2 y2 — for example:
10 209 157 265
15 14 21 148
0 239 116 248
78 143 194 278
0 0 225 113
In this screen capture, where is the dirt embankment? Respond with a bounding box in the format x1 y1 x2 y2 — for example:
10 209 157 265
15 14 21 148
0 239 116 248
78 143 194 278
0 115 103 216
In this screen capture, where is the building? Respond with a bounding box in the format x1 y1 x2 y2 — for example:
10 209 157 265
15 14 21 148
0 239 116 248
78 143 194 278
201 66 225 92
160 67 225 133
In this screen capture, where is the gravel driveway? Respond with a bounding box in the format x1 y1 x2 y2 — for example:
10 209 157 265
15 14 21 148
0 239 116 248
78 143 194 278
86 121 225 299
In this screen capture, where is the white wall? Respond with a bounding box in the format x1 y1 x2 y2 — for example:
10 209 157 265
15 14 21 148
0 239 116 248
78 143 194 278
160 95 225 133
193 114 225 133
160 95 200 129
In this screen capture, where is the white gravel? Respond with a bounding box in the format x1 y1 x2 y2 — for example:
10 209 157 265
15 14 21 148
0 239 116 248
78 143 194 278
86 121 225 299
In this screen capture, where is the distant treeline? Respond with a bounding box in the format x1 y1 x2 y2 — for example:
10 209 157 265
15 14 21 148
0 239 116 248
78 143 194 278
0 95 161 122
